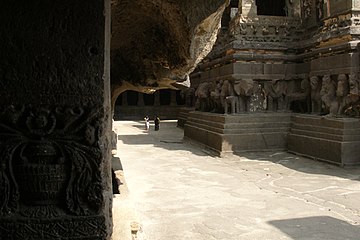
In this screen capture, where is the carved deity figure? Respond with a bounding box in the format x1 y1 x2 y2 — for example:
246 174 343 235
320 75 337 116
310 76 322 114
249 82 266 112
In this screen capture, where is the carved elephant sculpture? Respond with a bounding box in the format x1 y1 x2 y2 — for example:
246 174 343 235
220 80 239 114
263 80 288 111
195 82 215 112
233 79 254 112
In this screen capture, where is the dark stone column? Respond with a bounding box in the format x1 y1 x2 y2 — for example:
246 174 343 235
138 93 145 106
154 91 161 106
170 90 177 106
122 92 128 106
0 1 112 239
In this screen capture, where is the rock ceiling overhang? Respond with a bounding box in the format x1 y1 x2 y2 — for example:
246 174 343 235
110 0 229 103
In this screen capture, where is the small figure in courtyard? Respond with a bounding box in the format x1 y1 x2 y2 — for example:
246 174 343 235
154 115 160 131
144 116 150 131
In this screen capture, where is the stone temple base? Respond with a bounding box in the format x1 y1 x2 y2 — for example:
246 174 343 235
288 114 360 166
177 107 195 128
183 111 360 165
184 111 291 156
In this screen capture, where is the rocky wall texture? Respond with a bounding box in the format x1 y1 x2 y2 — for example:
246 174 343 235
110 0 229 105
0 1 112 239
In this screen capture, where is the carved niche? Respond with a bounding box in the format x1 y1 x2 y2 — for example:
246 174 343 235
0 105 104 219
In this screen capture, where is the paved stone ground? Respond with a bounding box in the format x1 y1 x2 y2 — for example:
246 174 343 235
112 120 360 240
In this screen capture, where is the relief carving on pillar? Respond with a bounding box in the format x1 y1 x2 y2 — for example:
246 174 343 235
0 105 104 218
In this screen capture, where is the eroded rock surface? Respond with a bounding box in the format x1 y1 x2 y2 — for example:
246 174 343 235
110 0 229 105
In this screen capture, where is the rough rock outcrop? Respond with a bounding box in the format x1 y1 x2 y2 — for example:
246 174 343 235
110 0 229 106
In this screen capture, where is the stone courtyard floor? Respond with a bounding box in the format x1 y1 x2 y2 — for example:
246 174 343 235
112 120 360 240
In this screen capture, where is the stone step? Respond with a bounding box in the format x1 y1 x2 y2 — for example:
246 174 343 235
290 128 360 141
291 114 360 129
288 115 360 165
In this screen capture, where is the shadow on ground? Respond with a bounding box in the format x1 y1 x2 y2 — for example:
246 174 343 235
116 120 360 180
117 121 211 157
234 151 360 182
268 216 360 240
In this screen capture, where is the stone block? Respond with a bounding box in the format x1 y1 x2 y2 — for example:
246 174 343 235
288 115 360 165
184 112 291 156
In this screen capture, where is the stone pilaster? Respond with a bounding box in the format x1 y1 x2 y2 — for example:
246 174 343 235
138 93 145 106
122 92 128 106
0 1 112 239
170 91 177 106
154 91 161 106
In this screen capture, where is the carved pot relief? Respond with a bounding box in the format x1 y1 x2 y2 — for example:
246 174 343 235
0 106 104 218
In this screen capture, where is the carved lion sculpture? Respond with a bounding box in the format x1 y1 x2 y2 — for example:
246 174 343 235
320 75 337 116
310 76 322 114
344 74 360 116
336 74 351 115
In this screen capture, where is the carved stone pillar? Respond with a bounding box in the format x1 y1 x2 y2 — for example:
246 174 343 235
0 1 112 239
138 92 145 106
122 91 128 106
154 91 161 106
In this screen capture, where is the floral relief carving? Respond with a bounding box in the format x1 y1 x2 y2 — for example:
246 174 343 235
0 105 104 218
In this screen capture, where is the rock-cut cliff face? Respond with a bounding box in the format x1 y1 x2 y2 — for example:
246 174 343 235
110 0 229 105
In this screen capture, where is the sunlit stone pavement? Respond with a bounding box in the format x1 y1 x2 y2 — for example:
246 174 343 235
112 120 360 240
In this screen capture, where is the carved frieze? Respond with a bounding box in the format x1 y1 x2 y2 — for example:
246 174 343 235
0 105 104 218
230 15 303 45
